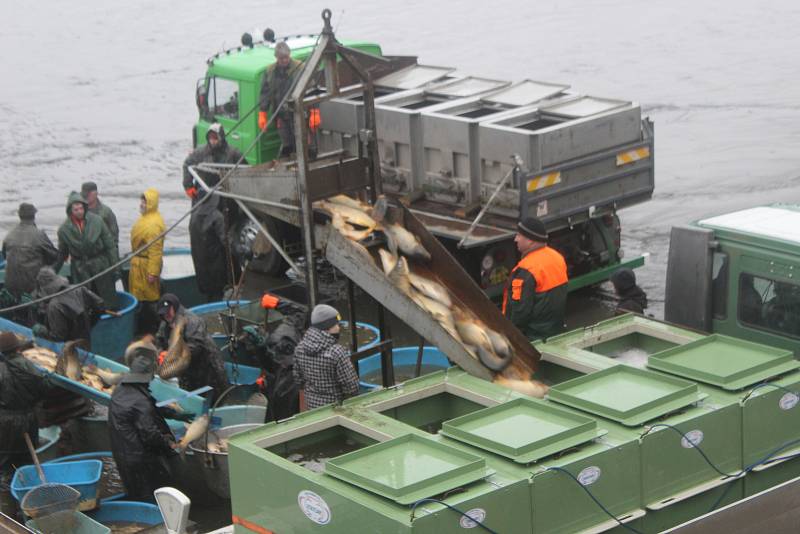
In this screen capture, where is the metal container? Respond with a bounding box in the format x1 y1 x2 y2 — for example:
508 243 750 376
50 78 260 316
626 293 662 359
188 423 263 499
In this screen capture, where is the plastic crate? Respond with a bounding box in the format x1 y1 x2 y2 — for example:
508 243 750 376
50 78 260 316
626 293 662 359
12 460 103 511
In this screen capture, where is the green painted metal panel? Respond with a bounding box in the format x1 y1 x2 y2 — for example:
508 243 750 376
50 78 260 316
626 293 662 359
744 457 800 497
640 479 744 533
440 397 604 463
647 334 799 390
567 255 646 292
547 366 703 426
740 372 800 470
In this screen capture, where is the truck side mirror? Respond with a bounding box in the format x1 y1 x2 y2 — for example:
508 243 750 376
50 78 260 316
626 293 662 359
196 78 210 119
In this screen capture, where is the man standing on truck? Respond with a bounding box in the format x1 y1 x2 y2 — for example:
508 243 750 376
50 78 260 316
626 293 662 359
502 217 568 340
259 41 303 158
82 181 119 254
182 122 244 201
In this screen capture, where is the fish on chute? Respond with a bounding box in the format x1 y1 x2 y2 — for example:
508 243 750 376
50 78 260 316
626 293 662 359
315 200 377 232
331 212 373 242
493 374 549 398
371 196 431 262
452 310 512 372
158 317 191 380
56 339 87 381
85 364 124 387
408 272 452 308
328 194 371 212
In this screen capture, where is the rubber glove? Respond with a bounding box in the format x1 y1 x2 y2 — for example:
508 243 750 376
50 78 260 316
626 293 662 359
258 111 268 131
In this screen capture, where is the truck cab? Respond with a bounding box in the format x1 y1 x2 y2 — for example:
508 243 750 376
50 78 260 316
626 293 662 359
665 205 800 354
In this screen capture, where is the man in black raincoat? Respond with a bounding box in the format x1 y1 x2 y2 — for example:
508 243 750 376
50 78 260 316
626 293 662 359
108 341 177 501
31 267 105 345
0 332 51 478
54 191 119 310
188 192 229 303
2 203 59 301
610 268 648 315
155 294 229 403
181 123 244 201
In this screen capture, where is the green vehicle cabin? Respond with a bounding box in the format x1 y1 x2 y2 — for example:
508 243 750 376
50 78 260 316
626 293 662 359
666 204 800 355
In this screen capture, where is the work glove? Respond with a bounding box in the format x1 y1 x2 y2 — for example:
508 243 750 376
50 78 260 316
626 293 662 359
185 186 198 199
32 323 48 338
158 350 167 366
260 293 280 310
258 111 268 131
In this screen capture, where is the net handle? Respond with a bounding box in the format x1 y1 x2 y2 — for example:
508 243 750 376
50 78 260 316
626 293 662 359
23 432 47 484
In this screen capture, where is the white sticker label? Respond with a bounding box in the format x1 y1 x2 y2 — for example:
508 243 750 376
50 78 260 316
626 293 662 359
459 508 486 529
298 490 331 525
536 200 549 217
578 466 602 486
681 430 704 449
779 392 799 411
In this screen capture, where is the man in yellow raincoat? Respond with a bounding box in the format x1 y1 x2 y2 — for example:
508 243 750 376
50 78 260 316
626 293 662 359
129 188 165 334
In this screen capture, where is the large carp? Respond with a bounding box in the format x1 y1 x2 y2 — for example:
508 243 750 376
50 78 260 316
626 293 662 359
158 317 191 380
177 413 210 454
453 311 512 372
56 340 86 381
315 200 377 231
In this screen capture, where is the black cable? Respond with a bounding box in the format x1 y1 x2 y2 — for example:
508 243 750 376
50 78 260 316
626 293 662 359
741 381 799 404
639 423 738 478
542 466 643 534
410 498 499 534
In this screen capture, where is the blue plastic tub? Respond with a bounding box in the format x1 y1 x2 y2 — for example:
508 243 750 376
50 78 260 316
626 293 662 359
44 452 124 502
90 291 138 361
340 321 381 351
87 501 163 529
357 346 452 390
12 460 104 511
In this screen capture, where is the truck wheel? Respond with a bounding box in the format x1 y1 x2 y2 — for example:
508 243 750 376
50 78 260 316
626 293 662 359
236 216 285 276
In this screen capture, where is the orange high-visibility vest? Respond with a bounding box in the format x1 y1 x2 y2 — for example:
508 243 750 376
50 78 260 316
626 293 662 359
502 246 568 313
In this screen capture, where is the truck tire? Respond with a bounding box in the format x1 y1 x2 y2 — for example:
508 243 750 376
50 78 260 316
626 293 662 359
236 216 285 276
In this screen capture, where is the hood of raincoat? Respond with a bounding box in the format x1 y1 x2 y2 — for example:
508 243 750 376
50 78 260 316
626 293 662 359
65 191 88 216
141 188 159 214
36 266 69 296
206 122 228 154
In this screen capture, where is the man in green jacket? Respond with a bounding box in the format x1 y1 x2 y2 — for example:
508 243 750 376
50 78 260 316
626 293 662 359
259 41 303 158
55 191 119 309
82 181 119 253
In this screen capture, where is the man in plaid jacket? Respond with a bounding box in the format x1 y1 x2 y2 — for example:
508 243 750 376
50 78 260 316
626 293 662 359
293 304 360 410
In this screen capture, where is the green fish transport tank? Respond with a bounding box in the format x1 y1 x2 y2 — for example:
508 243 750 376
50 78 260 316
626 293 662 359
227 314 800 533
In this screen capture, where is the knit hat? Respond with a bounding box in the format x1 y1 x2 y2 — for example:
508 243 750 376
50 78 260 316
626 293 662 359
611 268 636 292
18 203 37 220
121 341 157 384
0 332 33 354
311 304 340 330
81 181 98 197
517 217 548 242
157 293 182 317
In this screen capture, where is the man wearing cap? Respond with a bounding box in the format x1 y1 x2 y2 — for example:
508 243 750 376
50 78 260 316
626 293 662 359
182 122 244 201
1 203 59 304
0 332 51 480
293 304 359 410
108 340 177 501
155 293 229 402
259 41 303 158
610 268 648 315
81 181 119 253
502 217 569 340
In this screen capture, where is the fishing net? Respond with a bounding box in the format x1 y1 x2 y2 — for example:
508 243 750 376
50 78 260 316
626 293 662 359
20 482 80 519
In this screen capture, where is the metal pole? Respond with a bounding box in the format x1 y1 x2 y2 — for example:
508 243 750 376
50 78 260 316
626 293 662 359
346 278 358 354
377 304 394 387
232 198 300 275
414 336 425 378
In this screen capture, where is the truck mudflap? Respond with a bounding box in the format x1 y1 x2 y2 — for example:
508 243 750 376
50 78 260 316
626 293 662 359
322 202 541 381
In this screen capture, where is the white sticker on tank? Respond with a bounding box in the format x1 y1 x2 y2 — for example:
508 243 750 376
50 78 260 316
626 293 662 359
298 490 331 525
578 466 602 486
536 200 548 217
779 392 799 411
681 430 704 449
459 508 486 529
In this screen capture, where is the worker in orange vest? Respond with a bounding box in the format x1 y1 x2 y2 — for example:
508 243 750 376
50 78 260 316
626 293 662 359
502 217 568 339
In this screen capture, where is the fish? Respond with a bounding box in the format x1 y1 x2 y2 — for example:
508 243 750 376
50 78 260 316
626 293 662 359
412 291 459 340
408 272 452 308
485 329 513 363
158 317 191 380
56 339 87 381
177 413 210 454
22 347 58 371
387 255 413 295
493 375 550 398
331 212 373 241
328 194 370 211
378 248 399 276
380 222 431 262
85 364 124 387
315 200 377 230
452 312 512 372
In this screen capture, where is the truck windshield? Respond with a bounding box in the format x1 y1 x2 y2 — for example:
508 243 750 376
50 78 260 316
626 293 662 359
739 273 800 338
207 77 239 120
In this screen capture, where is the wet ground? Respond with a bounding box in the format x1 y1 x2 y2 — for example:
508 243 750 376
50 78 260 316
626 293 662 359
3 0 800 530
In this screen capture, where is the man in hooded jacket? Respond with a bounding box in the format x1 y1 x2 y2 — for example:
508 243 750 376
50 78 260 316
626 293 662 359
129 188 165 334
610 268 648 315
55 191 119 309
32 266 105 344
0 332 51 479
189 192 228 303
2 203 59 301
109 340 177 501
182 123 244 201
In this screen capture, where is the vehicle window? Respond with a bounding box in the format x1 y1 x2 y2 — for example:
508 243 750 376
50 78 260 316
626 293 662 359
711 252 728 319
207 77 239 119
738 273 800 339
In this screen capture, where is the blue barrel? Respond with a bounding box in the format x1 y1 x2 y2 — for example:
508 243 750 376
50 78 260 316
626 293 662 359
90 291 138 361
87 501 163 529
340 321 381 351
357 346 451 390
189 300 259 366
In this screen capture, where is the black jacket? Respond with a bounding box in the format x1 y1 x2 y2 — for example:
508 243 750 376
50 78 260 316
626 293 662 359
181 129 243 192
616 285 648 315
108 382 175 500
156 307 229 401
0 351 51 459
2 221 59 298
188 193 228 299
35 268 104 343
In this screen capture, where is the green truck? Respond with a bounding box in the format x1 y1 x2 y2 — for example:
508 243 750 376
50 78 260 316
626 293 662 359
666 204 800 355
192 30 654 296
